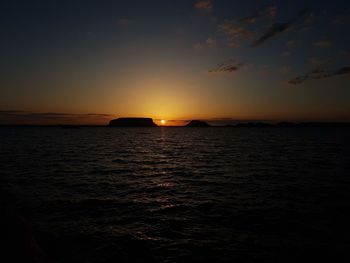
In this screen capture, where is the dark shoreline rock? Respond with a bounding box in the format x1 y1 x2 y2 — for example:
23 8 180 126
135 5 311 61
108 118 158 127
185 120 211 127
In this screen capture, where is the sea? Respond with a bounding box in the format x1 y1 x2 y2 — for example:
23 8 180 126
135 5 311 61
1 127 350 263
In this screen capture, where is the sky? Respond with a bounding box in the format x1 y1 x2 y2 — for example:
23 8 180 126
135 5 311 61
0 0 349 125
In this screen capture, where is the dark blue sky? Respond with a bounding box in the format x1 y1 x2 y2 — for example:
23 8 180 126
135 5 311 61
1 0 349 124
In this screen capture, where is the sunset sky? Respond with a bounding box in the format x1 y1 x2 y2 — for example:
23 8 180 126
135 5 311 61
1 0 349 125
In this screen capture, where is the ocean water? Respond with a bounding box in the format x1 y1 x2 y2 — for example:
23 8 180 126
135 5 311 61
1 127 350 262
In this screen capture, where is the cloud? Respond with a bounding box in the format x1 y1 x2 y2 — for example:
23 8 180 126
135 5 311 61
0 110 27 114
194 0 213 12
288 67 350 85
27 112 113 119
29 112 73 117
209 59 244 74
252 8 311 47
194 37 217 50
334 67 350 75
238 12 261 24
288 75 309 85
0 111 115 125
217 6 277 48
308 57 333 67
313 39 332 49
239 5 277 24
252 22 293 47
218 21 253 48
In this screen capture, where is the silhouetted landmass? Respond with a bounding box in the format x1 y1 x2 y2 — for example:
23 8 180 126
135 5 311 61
185 120 211 127
229 122 350 128
0 121 350 128
292 122 350 127
109 118 158 127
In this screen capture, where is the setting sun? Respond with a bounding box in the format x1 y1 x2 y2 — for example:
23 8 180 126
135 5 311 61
160 120 166 125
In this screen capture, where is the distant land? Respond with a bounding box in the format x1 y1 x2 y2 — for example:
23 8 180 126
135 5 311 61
109 118 158 127
185 120 211 127
226 122 350 128
1 120 350 128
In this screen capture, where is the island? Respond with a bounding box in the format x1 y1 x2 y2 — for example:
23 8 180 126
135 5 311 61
108 118 158 127
185 120 211 127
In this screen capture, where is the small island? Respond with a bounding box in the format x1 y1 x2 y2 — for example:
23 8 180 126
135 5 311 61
109 118 158 127
185 120 211 127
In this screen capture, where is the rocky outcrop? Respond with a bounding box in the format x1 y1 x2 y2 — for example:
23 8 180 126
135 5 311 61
185 120 211 127
108 118 158 127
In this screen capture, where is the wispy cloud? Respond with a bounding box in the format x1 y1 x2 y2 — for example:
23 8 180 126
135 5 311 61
252 8 311 47
238 12 261 24
0 110 27 114
208 59 244 74
194 37 217 50
0 111 115 125
239 5 277 24
308 57 333 67
335 67 350 75
252 22 293 47
218 21 252 48
288 67 350 85
194 0 213 12
217 6 277 48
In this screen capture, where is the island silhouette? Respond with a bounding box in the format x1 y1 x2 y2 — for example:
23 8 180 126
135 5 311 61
1 119 349 128
109 118 158 127
108 118 213 127
105 118 350 128
185 120 211 127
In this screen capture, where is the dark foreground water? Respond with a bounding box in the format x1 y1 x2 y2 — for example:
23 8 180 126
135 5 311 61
1 127 350 262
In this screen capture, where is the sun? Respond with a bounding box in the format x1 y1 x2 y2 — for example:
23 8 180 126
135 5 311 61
160 120 166 125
